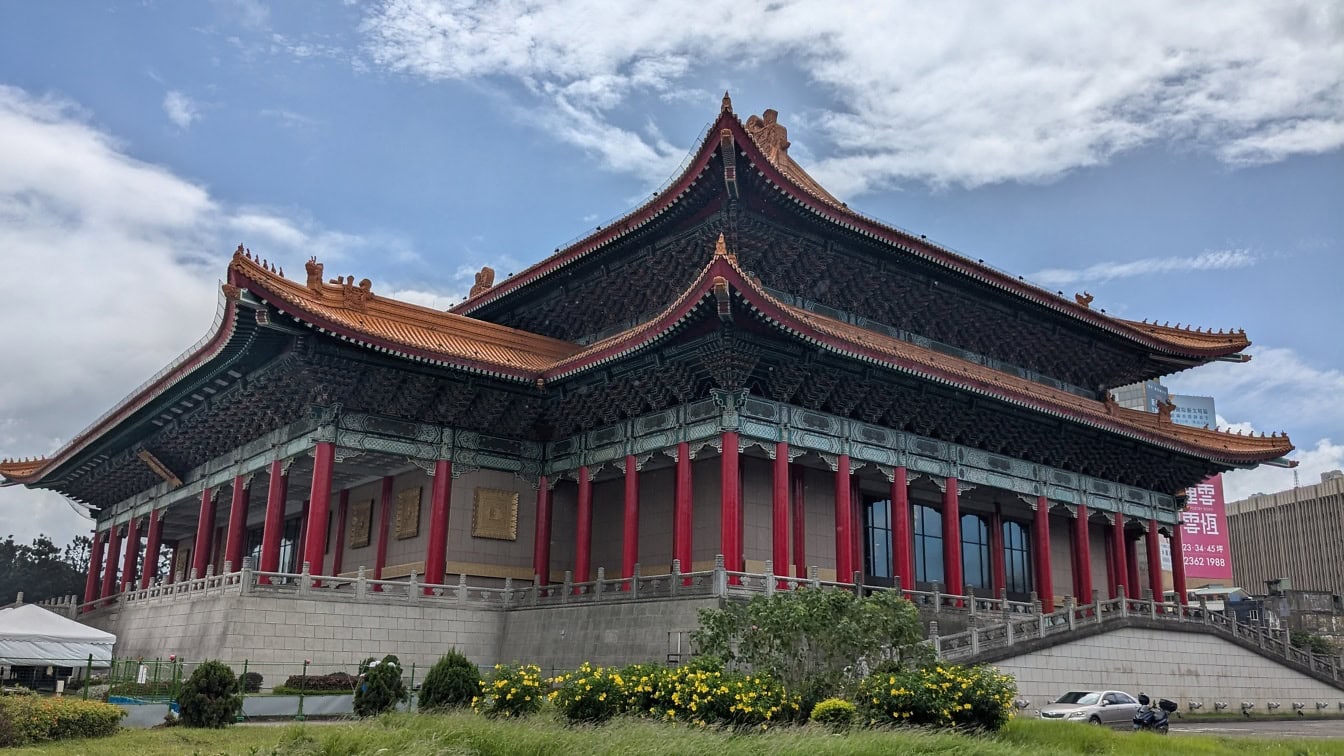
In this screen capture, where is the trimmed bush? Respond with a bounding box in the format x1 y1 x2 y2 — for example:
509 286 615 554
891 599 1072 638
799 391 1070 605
241 671 264 693
108 680 176 698
810 697 857 731
179 660 243 728
615 664 798 727
278 671 358 693
419 650 482 711
549 662 621 724
354 655 407 717
0 695 124 746
473 663 545 718
858 663 1016 731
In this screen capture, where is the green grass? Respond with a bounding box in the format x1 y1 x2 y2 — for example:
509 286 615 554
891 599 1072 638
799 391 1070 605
9 712 1344 756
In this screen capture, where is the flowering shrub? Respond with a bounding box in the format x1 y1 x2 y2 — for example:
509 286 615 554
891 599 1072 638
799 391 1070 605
858 664 1016 731
641 665 800 727
0 695 125 746
549 662 622 723
810 697 856 730
614 663 664 716
473 663 545 717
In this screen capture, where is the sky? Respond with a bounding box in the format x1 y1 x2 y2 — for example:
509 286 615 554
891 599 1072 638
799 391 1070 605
0 1 1341 548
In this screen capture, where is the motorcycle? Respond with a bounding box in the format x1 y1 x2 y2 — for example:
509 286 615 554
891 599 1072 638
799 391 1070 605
1132 693 1177 734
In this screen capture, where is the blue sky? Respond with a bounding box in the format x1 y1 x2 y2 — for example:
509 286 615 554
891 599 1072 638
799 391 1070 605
1 1 1341 546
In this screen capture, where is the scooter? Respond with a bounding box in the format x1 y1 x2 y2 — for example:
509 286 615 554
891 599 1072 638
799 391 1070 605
1132 693 1177 734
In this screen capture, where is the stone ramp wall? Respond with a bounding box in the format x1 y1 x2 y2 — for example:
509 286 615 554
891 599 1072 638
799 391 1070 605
994 626 1344 712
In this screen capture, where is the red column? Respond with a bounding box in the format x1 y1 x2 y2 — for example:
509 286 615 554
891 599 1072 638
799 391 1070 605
720 432 741 573
302 442 335 576
989 509 1006 597
260 461 287 578
575 466 592 584
1111 515 1129 599
941 478 963 593
1146 519 1164 602
673 443 692 571
100 525 122 603
83 530 105 606
140 511 163 589
1034 497 1054 612
833 454 853 582
423 459 453 589
1074 504 1093 600
890 467 913 591
331 489 350 576
771 442 789 581
791 465 806 578
224 475 249 571
533 476 552 585
192 488 216 578
373 475 394 586
120 517 141 591
622 456 640 582
1171 525 1189 604
851 479 863 581
1125 534 1141 598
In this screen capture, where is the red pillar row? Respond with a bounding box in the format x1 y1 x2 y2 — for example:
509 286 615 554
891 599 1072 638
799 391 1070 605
100 524 122 604
575 466 592 584
83 530 105 606
1074 504 1093 600
1034 496 1054 612
303 442 335 576
890 467 913 592
941 477 963 593
374 475 394 585
224 475 249 571
259 460 287 577
141 511 163 589
622 456 640 583
423 458 453 590
332 488 350 576
771 442 789 581
1146 519 1164 602
1111 515 1129 599
720 431 741 574
673 442 692 571
989 508 1006 597
1171 525 1189 604
791 466 806 578
833 454 853 582
120 516 141 591
533 476 552 585
192 488 216 578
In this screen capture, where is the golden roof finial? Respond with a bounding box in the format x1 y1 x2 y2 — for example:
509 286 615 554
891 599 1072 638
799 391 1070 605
721 91 733 114
715 233 728 257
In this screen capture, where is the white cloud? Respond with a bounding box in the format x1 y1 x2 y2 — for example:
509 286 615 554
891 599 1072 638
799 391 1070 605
386 288 462 310
1030 250 1256 288
361 0 1344 192
1222 438 1344 502
162 90 200 129
0 85 388 546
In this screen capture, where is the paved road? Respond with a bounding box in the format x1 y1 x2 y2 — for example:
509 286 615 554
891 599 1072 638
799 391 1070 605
1172 717 1344 739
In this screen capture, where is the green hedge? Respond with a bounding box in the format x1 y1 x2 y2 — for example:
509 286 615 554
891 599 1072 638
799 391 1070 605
108 680 176 698
279 671 358 692
0 695 124 746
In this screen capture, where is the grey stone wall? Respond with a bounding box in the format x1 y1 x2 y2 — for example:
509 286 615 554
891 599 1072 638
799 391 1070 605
995 626 1344 710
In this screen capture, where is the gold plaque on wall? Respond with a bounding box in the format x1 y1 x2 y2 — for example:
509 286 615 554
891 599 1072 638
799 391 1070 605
394 487 421 540
472 488 519 541
349 499 373 549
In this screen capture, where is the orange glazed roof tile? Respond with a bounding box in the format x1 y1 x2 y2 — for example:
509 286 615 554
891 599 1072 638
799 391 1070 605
0 458 46 480
228 248 581 378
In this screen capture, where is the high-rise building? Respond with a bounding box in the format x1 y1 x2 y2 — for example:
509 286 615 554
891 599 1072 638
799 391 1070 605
1227 472 1344 596
1112 380 1169 414
1169 394 1217 429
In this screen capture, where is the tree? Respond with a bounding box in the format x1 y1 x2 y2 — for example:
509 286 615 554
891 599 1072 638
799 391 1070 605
0 534 86 605
178 661 242 728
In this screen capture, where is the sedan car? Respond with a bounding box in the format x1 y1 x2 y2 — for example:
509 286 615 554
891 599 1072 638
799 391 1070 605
1038 690 1141 727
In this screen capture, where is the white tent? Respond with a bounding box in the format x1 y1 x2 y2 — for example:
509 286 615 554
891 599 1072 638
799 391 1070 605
0 605 115 668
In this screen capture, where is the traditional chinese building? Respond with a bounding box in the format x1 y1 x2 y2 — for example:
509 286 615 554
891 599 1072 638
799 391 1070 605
1 95 1293 631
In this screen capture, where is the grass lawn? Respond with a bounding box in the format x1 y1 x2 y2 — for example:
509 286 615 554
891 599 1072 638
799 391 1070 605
9 712 1344 755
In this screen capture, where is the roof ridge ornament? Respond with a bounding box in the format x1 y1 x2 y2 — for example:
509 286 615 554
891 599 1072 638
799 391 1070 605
305 256 325 296
469 266 496 298
713 233 738 265
721 91 733 114
1075 291 1093 308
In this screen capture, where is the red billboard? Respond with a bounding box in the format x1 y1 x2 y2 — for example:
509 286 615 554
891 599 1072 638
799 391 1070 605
1179 474 1234 582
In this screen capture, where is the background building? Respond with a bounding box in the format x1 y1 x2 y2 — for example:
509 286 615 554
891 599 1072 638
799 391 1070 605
1227 471 1344 597
1113 380 1169 413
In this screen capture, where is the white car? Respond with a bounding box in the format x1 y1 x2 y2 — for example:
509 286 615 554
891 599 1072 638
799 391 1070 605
1038 690 1141 727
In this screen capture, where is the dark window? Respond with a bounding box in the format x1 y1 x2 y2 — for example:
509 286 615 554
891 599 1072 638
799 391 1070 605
1003 520 1032 594
914 505 943 584
279 516 303 573
865 499 892 579
961 514 991 590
